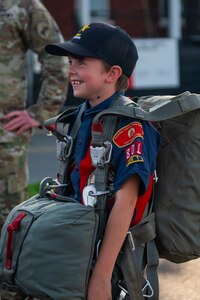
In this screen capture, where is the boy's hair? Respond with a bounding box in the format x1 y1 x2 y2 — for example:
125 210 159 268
45 22 138 78
102 60 129 91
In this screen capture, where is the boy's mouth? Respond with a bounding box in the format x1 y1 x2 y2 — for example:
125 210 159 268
71 80 83 86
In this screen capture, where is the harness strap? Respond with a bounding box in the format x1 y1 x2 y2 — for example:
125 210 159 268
141 179 159 300
91 96 126 241
92 93 200 124
91 96 134 148
120 213 157 300
146 240 159 300
120 241 145 300
59 103 85 186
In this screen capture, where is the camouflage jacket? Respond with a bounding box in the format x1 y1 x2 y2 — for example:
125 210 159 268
0 0 68 143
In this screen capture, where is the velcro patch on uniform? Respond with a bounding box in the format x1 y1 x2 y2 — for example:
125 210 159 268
125 141 144 166
113 122 144 148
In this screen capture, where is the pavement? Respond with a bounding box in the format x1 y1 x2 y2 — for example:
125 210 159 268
158 259 199 300
28 129 200 300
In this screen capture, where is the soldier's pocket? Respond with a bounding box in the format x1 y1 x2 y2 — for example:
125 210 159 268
7 171 28 194
0 145 28 194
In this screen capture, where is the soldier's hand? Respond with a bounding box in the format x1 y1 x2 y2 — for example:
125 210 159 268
3 110 40 135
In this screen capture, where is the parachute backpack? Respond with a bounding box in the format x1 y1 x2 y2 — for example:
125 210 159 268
94 90 200 263
137 91 200 263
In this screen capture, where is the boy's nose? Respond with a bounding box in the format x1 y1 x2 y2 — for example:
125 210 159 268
68 63 77 74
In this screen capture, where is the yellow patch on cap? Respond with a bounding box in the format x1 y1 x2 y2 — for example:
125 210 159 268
75 24 90 39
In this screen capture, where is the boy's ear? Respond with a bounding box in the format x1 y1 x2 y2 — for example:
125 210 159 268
106 66 122 83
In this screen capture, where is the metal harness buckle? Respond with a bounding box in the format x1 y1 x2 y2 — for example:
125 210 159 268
117 278 154 299
154 170 158 183
39 177 68 197
117 281 129 299
82 185 110 206
142 280 154 298
90 141 112 167
127 231 135 251
56 135 73 161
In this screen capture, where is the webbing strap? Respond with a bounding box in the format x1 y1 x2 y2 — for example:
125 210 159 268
128 213 156 246
91 95 133 147
120 240 145 300
120 240 159 300
57 103 86 185
142 181 159 300
70 103 86 138
119 213 157 300
92 96 124 240
92 93 200 125
146 240 159 300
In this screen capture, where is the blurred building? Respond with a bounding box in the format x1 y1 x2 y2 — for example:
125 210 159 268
42 0 200 39
32 0 200 106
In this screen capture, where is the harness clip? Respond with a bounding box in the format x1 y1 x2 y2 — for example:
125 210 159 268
56 135 73 161
127 231 135 251
90 141 112 168
117 281 129 299
142 280 154 298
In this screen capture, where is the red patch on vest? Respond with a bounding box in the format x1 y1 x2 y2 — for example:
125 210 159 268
113 122 144 148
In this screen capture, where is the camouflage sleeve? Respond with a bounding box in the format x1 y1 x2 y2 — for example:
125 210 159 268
22 0 68 124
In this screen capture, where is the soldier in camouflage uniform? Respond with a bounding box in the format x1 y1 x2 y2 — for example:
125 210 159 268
0 0 68 235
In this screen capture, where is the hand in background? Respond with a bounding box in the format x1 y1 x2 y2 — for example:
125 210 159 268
3 110 40 135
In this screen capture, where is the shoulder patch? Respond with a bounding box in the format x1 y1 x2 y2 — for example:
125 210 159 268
37 21 51 39
113 122 144 148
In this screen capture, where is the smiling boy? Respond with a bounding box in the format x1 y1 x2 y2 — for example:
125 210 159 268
45 22 159 300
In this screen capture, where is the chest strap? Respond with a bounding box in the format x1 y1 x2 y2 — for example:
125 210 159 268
44 103 86 193
57 103 86 188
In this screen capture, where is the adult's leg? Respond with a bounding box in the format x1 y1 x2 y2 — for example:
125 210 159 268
0 143 29 230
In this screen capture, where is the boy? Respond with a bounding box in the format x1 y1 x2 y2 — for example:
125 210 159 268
45 22 159 300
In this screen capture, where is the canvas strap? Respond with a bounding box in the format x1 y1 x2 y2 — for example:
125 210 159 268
92 93 200 125
91 97 123 241
58 103 86 187
119 213 157 300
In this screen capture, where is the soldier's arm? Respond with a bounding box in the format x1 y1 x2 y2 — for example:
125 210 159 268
24 0 68 125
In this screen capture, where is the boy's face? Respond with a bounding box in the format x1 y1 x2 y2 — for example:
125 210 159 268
68 56 111 104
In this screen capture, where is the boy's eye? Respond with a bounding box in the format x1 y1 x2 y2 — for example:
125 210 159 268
68 57 86 66
78 59 85 65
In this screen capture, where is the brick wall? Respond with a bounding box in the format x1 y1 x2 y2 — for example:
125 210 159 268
43 0 165 40
110 0 160 37
43 0 75 39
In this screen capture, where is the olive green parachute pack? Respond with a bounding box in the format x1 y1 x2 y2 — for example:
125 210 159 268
94 90 200 264
0 91 200 300
137 91 200 263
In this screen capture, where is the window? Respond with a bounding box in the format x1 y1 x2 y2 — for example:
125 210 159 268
75 0 110 26
90 0 110 21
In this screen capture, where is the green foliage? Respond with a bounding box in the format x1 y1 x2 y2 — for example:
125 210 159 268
28 182 40 197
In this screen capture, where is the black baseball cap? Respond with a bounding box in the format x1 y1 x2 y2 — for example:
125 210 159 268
45 22 138 78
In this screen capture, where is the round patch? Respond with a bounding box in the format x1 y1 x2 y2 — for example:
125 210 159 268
37 21 50 39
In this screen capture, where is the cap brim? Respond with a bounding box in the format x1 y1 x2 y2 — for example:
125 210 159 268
45 41 98 58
